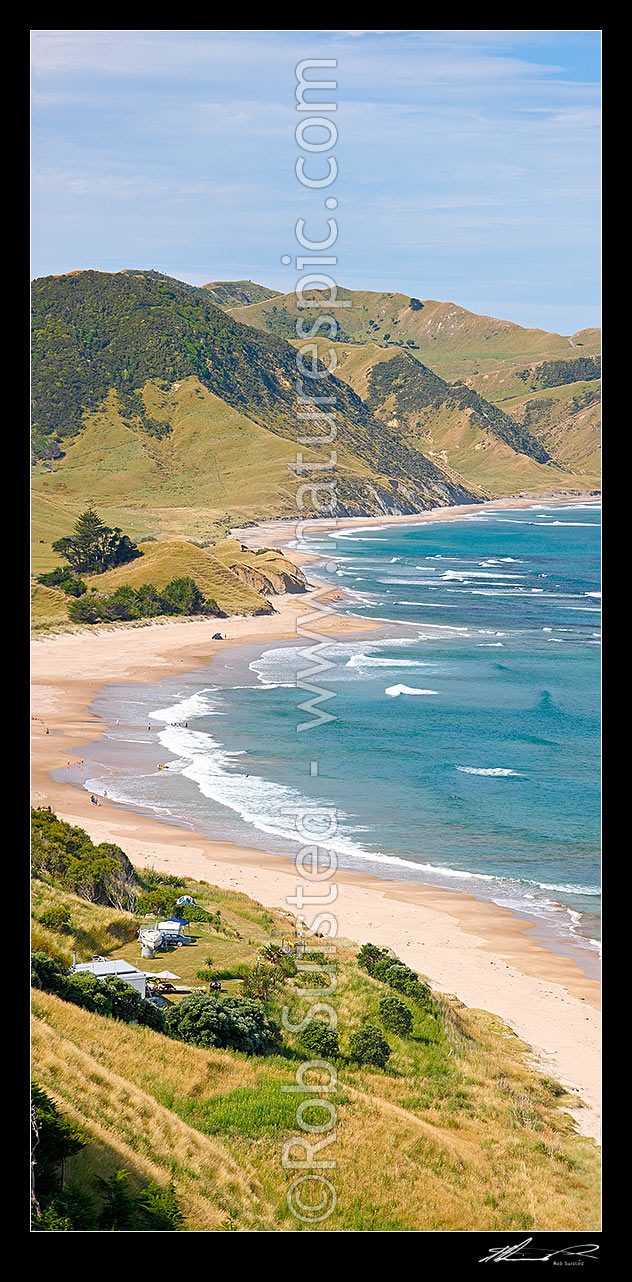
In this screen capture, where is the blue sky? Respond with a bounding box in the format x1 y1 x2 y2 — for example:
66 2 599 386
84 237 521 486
31 29 601 333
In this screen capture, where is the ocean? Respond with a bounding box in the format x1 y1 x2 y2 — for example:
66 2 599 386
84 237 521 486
63 502 601 974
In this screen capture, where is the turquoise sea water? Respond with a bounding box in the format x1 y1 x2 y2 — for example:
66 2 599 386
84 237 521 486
74 502 601 965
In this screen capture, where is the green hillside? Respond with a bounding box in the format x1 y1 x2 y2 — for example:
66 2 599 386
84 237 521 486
30 533 309 629
31 271 600 574
31 270 481 532
31 811 600 1233
91 542 276 615
202 279 282 308
226 285 601 493
287 338 597 497
227 288 601 381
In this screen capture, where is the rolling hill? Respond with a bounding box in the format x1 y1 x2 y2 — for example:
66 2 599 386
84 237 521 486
32 849 600 1232
31 271 600 581
31 271 483 552
31 537 308 630
224 286 601 496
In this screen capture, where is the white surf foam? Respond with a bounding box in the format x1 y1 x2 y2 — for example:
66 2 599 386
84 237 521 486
456 766 522 777
384 685 438 697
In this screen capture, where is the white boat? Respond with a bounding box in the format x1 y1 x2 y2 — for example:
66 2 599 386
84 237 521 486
139 927 164 949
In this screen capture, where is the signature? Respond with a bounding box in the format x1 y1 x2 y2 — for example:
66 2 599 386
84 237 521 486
480 1238 599 1263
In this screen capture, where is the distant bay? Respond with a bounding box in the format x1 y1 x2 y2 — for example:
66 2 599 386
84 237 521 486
67 502 601 972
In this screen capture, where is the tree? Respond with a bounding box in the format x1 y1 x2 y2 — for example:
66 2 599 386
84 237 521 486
31 808 139 910
356 942 391 975
31 1083 89 1199
378 995 413 1036
52 508 141 574
165 992 281 1054
298 1020 339 1059
31 1084 184 1232
409 297 423 311
96 1171 138 1231
348 1024 391 1069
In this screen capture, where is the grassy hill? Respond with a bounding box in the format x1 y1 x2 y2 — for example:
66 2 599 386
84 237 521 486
31 860 600 1232
32 271 485 556
31 271 600 588
226 286 600 494
30 535 309 630
227 287 601 380
202 279 282 308
287 338 598 497
89 541 276 616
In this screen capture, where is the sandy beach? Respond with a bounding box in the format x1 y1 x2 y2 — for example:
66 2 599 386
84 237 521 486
31 494 601 1144
233 491 601 554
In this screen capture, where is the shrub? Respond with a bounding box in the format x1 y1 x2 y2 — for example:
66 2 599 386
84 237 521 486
298 1020 340 1059
176 903 209 922
70 973 165 1029
383 966 433 1009
37 568 87 597
165 992 281 1054
357 942 391 975
67 576 224 624
31 808 138 910
240 965 282 1001
348 1024 391 1069
31 951 71 997
358 940 434 1011
378 995 413 1037
38 904 72 934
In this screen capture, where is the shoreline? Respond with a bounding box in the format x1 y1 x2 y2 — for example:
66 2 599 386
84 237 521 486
232 490 601 554
31 504 601 1141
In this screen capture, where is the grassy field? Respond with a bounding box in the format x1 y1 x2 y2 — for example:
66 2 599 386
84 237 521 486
89 541 274 615
287 338 599 497
229 288 601 381
32 871 601 1232
30 525 311 632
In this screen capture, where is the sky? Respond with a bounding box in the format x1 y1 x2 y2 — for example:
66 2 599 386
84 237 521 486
31 29 601 333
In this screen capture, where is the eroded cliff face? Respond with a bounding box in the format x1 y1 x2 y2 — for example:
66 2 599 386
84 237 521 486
226 561 307 596
212 539 308 598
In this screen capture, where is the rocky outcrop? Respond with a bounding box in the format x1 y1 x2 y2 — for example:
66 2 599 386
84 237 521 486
227 560 307 596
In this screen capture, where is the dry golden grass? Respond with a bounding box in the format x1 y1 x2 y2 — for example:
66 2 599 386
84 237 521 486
32 992 276 1231
31 881 138 964
90 540 273 615
31 872 600 1231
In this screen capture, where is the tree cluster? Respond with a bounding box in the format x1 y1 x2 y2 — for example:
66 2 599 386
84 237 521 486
165 991 281 1054
52 508 141 574
32 808 139 911
67 577 223 624
31 1083 183 1231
